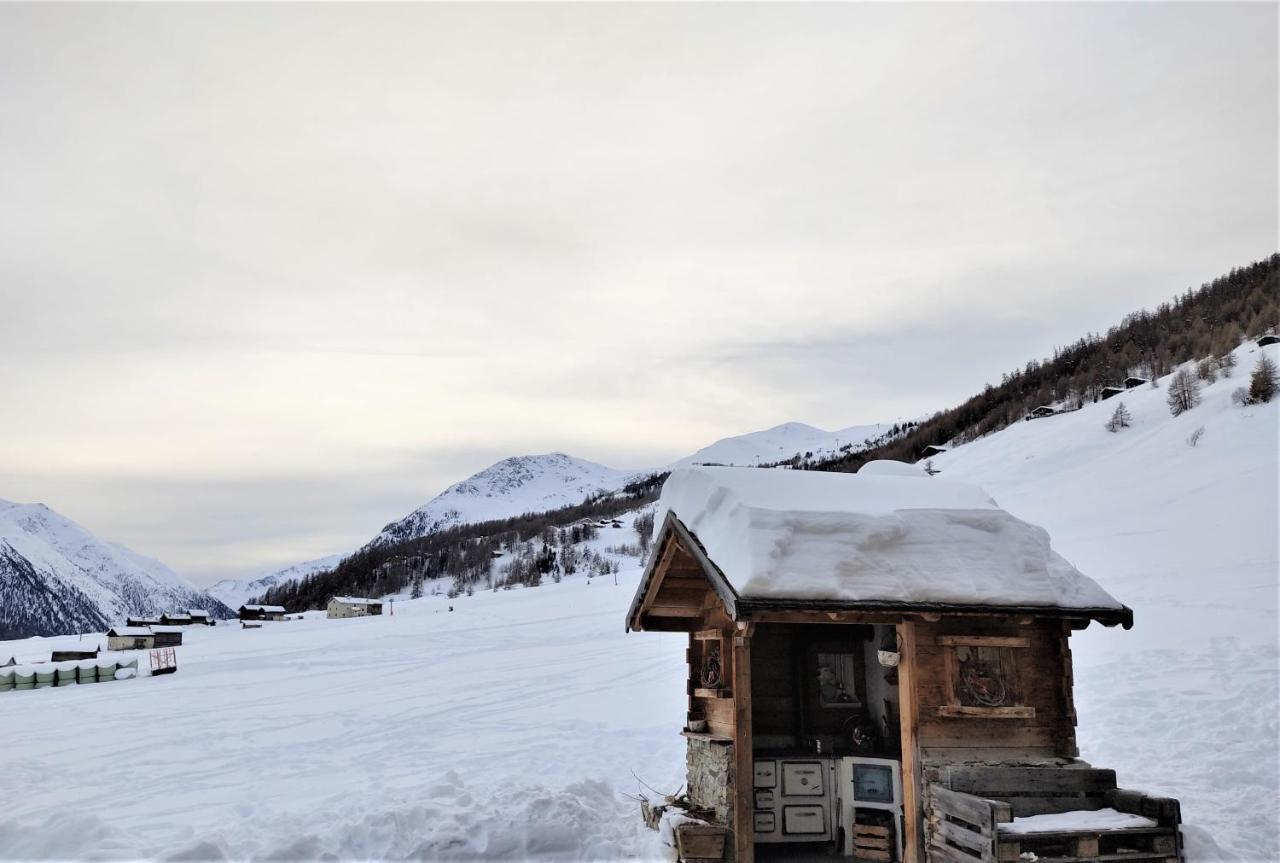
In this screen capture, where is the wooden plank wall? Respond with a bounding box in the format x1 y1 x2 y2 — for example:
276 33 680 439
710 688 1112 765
913 617 1075 759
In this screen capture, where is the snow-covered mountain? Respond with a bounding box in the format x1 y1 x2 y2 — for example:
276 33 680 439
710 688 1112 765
370 424 895 548
0 500 233 639
673 421 891 467
206 553 345 609
370 452 640 547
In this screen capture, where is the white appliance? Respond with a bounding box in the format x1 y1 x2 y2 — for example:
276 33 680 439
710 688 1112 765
752 758 835 844
835 756 905 861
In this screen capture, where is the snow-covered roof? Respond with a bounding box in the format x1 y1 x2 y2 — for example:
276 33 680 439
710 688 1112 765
643 465 1126 617
241 604 286 613
108 626 153 637
187 609 209 617
331 596 381 606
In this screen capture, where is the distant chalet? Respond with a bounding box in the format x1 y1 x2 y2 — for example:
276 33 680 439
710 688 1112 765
107 627 154 651
239 604 287 622
1024 405 1057 420
327 596 384 619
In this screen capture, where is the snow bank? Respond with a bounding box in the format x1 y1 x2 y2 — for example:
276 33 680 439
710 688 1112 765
1003 807 1156 834
654 465 1123 610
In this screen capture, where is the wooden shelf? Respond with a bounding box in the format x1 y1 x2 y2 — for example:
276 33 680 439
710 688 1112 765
937 705 1035 719
681 730 733 744
694 687 732 699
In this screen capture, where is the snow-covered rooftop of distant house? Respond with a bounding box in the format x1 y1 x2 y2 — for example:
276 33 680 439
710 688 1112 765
242 604 286 612
163 614 192 620
107 626 153 637
187 609 209 617
150 626 184 634
652 465 1125 611
332 596 381 606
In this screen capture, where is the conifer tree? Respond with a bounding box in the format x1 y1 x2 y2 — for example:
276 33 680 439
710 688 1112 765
1105 402 1132 432
1250 352 1278 403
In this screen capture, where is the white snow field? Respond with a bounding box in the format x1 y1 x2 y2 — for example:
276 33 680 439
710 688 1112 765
0 575 689 861
931 344 1279 863
1 345 1275 861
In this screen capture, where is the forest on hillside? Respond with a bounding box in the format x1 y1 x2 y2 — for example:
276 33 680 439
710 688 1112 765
812 254 1279 472
263 255 1277 609
258 473 666 610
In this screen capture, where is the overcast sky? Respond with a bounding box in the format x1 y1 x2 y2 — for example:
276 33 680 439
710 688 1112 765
1 3 1275 586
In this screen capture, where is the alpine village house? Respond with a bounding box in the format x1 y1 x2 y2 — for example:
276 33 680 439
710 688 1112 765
627 464 1185 863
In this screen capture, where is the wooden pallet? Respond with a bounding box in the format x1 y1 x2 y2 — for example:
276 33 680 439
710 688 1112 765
853 822 893 862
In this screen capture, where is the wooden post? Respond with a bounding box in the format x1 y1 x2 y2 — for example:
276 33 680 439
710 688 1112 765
732 623 755 863
897 621 923 863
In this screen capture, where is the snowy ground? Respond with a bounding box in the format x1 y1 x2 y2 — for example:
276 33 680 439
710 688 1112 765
2 346 1275 862
0 574 687 861
933 344 1279 863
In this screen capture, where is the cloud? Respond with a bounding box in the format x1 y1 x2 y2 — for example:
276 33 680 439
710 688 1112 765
0 2 1274 583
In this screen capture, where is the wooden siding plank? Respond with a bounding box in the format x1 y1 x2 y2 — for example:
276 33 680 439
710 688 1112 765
731 627 754 863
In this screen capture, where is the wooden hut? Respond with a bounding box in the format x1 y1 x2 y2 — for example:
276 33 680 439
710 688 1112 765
50 647 100 661
1024 406 1057 420
239 604 287 622
326 596 384 619
918 445 949 459
1099 386 1125 401
160 612 193 626
627 466 1183 863
106 627 155 651
150 626 183 647
187 609 213 625
1123 376 1150 389
126 616 160 628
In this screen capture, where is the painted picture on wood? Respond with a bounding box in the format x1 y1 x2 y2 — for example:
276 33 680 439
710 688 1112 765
816 652 862 708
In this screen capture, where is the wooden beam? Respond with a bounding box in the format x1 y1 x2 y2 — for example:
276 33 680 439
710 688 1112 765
897 620 923 863
937 635 1031 648
741 609 905 626
646 605 703 618
936 705 1036 719
732 626 754 863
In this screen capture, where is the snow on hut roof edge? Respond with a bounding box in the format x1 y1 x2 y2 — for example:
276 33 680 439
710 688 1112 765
647 465 1126 614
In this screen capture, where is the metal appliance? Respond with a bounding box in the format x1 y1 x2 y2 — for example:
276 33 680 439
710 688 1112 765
752 758 835 844
835 756 904 861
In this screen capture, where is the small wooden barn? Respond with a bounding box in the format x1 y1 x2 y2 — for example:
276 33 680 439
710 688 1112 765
918 445 949 459
187 609 213 625
150 626 184 647
327 596 384 619
50 647 100 661
239 604 287 622
1024 406 1057 420
160 613 193 626
627 466 1183 863
1123 377 1150 389
126 616 160 628
1099 386 1126 401
107 627 155 651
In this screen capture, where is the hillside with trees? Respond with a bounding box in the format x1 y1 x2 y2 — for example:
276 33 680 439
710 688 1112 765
812 254 1279 472
259 473 665 610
